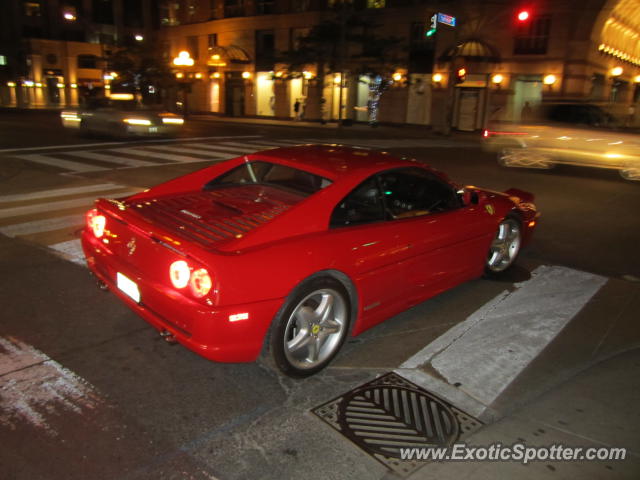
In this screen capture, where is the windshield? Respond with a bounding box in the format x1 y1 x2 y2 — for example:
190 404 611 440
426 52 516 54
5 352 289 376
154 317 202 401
205 161 332 196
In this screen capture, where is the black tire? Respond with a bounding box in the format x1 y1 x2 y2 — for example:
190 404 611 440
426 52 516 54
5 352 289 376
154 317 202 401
262 277 351 378
484 215 522 276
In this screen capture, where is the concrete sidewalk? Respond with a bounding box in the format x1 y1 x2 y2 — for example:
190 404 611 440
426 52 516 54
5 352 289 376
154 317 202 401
404 273 640 479
410 348 640 479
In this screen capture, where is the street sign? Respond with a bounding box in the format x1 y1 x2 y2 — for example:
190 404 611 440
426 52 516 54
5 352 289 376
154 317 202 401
437 13 456 27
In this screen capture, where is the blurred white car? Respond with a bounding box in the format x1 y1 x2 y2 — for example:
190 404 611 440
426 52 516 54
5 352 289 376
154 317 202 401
483 103 640 181
61 94 184 138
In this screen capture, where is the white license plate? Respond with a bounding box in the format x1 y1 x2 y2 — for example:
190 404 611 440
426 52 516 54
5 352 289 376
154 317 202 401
149 126 158 133
117 272 140 303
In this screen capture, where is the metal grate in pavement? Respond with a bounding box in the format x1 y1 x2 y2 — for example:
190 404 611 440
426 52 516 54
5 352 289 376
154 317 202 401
312 372 483 477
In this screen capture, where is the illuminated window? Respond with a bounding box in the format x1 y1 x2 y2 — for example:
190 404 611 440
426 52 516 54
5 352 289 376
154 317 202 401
24 1 42 16
0 55 6 66
514 15 551 55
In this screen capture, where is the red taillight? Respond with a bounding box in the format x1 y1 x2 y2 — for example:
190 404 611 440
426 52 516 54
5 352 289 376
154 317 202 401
169 261 212 298
87 209 106 238
189 268 212 298
169 260 190 289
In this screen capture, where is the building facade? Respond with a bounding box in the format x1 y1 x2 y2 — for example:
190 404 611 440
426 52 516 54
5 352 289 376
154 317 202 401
0 0 156 107
157 0 640 128
2 0 639 130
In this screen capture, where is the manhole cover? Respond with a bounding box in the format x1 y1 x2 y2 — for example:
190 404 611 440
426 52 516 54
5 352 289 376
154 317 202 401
313 372 482 476
338 384 459 457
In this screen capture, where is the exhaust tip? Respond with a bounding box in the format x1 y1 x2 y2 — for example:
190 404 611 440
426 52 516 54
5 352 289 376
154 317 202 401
160 330 178 344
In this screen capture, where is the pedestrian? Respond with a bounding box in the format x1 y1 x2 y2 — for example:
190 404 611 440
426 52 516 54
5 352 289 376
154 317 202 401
293 99 301 121
521 101 533 122
626 104 635 127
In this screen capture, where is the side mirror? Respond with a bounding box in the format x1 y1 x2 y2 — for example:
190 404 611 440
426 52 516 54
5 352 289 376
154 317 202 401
458 187 479 206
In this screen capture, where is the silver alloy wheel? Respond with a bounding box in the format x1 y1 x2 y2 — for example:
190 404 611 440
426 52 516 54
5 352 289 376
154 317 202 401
498 148 554 169
487 218 522 273
283 288 347 370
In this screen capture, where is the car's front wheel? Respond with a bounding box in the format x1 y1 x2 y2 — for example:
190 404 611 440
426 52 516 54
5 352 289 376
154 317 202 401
485 216 522 275
266 277 350 378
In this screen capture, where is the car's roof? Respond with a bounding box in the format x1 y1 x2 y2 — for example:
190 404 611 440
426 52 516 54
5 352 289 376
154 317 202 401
251 144 420 181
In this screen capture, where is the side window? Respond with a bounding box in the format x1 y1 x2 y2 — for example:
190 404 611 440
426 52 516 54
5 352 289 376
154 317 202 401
379 168 460 219
330 176 385 228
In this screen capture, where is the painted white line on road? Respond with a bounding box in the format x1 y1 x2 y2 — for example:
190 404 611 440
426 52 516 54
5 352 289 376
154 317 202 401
0 190 140 219
0 336 102 436
0 135 263 154
110 147 217 163
0 183 124 203
184 143 250 155
0 214 84 237
13 154 108 173
144 144 233 158
397 265 607 415
65 150 157 168
50 239 85 265
217 141 279 150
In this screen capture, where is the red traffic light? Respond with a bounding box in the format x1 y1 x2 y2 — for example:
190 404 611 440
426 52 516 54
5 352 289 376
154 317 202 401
517 10 530 21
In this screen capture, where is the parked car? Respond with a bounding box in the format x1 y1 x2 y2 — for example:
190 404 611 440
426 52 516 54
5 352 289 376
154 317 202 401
61 94 184 138
82 145 539 377
483 103 640 181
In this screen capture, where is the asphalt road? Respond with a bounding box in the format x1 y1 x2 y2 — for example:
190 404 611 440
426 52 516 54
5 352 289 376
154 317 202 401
1 110 639 480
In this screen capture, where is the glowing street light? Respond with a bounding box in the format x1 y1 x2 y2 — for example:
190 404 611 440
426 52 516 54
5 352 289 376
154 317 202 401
173 51 194 67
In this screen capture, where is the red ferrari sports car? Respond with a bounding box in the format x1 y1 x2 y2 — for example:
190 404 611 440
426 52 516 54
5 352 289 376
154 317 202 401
82 145 539 377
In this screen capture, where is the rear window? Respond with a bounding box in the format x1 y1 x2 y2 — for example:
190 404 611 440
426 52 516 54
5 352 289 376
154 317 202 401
205 161 332 196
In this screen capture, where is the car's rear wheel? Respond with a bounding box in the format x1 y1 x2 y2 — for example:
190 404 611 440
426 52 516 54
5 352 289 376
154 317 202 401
485 217 522 275
498 148 554 169
265 277 350 378
620 168 640 181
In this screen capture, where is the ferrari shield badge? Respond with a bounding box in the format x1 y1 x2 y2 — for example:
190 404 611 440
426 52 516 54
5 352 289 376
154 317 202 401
127 238 137 256
484 204 495 215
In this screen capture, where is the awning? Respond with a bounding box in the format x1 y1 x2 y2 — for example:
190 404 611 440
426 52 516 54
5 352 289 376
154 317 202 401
207 45 251 67
440 39 501 63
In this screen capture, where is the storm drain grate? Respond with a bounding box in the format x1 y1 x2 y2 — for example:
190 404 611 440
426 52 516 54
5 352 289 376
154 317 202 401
312 372 483 477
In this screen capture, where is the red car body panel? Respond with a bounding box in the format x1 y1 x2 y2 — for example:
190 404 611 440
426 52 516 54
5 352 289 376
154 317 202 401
81 145 539 363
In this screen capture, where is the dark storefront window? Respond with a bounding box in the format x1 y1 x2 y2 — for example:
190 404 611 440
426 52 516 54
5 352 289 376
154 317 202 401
514 15 551 55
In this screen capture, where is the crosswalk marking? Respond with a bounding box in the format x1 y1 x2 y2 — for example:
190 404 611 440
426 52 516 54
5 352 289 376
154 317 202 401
143 144 234 157
0 183 140 266
397 265 607 419
0 214 84 236
218 141 278 150
14 154 108 173
0 183 124 203
65 150 157 168
0 190 140 219
50 239 85 265
7 137 476 176
185 143 250 155
110 147 219 163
